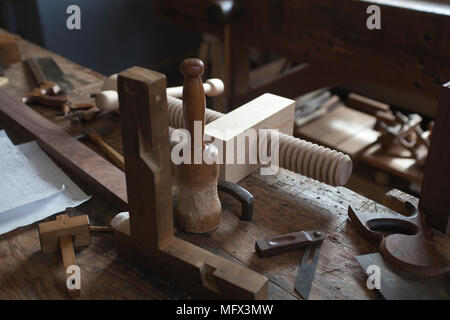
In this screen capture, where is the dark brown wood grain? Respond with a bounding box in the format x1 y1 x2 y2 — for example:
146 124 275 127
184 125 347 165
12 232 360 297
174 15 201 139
0 90 127 210
420 83 450 235
177 58 222 233
154 0 450 116
117 66 173 247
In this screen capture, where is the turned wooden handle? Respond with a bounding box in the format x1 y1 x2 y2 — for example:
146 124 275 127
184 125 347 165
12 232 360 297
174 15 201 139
59 234 76 270
181 58 206 152
56 214 80 296
166 78 224 98
88 132 125 171
255 230 325 258
24 58 61 95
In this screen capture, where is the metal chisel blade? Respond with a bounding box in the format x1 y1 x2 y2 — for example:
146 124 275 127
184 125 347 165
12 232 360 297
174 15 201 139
294 244 321 300
36 57 74 92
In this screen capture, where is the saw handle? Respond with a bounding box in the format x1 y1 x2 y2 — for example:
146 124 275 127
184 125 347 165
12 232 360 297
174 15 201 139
255 230 324 258
22 93 68 108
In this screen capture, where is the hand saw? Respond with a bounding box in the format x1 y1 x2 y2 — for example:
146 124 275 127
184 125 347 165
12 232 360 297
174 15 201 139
348 192 450 299
22 57 91 115
255 230 325 299
22 57 66 106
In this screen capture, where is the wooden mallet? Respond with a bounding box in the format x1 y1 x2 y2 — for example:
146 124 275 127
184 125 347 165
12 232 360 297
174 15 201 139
176 58 222 233
38 208 90 296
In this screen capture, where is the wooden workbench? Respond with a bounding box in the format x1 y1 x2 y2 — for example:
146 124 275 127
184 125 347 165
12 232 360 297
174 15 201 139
0 30 447 300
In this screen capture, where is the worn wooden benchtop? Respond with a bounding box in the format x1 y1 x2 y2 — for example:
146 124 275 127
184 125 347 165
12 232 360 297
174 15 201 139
0 30 448 300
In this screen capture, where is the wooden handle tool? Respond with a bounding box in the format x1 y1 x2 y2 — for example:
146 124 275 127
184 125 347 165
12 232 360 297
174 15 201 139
166 78 224 98
176 58 222 233
58 226 79 296
22 58 62 106
348 192 450 276
87 131 125 171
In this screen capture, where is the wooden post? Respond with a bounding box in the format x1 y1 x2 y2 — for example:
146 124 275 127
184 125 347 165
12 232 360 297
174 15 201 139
420 82 450 235
118 67 173 248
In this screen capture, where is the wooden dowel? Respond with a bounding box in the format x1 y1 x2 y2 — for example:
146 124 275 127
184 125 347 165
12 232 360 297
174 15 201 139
87 132 125 171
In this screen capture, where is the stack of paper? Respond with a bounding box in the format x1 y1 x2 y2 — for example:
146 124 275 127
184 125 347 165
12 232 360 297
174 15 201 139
0 130 90 235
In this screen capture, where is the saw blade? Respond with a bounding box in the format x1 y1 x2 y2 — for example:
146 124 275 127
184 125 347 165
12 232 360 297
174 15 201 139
356 253 450 300
294 244 321 300
36 57 74 92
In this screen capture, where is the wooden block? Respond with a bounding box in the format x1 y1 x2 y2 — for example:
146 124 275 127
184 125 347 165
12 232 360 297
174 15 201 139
205 93 295 182
347 93 390 116
0 34 21 66
118 66 174 248
38 214 90 254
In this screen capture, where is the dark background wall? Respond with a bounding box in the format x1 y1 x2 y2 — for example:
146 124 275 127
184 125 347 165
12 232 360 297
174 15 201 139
0 0 201 82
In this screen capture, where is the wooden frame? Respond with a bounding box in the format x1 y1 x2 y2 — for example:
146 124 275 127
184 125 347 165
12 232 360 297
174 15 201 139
113 66 268 299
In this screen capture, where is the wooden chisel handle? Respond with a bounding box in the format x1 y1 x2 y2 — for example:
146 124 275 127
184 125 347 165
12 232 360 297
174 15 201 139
87 132 125 171
255 230 325 258
60 234 76 271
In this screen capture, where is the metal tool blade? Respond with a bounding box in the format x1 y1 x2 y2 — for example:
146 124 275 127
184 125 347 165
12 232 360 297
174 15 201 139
36 57 74 92
356 253 450 300
294 244 321 300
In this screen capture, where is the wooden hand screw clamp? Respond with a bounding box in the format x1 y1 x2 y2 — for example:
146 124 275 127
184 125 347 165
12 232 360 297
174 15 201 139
112 64 267 299
93 68 352 186
177 59 222 233
166 95 352 185
38 209 90 296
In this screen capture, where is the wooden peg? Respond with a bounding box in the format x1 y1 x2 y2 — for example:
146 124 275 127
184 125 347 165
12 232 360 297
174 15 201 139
166 78 225 98
177 58 222 233
87 131 125 171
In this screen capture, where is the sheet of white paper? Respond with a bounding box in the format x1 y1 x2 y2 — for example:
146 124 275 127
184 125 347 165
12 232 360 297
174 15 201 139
0 132 90 235
0 131 64 213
